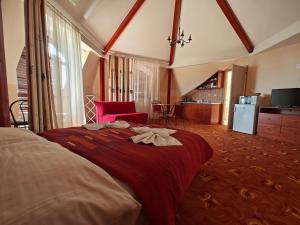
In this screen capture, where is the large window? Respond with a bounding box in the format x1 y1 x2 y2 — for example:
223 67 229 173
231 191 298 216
46 4 85 128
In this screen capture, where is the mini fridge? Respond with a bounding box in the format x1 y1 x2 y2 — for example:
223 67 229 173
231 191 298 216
233 104 258 134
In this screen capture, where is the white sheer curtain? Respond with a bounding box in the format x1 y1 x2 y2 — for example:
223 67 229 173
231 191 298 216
132 60 160 118
46 5 85 128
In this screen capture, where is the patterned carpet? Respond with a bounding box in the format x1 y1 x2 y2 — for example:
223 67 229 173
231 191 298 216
167 122 300 225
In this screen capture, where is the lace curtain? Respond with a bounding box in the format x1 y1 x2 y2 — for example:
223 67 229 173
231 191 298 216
132 60 160 117
108 56 160 118
46 5 85 128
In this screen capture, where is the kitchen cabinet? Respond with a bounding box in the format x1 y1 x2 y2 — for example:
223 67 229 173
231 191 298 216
181 103 222 124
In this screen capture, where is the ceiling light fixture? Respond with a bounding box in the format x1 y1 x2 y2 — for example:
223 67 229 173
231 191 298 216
167 25 192 48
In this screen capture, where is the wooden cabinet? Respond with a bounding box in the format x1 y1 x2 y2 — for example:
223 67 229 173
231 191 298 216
282 115 300 128
257 123 281 139
258 113 282 126
257 108 300 145
181 103 222 124
196 71 224 90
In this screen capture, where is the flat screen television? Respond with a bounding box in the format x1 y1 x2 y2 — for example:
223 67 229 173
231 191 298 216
271 88 300 107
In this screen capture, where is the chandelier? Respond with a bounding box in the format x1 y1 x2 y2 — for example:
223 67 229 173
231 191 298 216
167 26 192 47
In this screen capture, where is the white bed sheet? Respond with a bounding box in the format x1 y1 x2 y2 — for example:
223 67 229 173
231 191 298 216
0 128 141 225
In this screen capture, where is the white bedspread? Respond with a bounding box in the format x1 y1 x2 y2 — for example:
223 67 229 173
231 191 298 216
0 128 141 225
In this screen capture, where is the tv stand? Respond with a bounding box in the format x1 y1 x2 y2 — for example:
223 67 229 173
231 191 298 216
257 107 300 144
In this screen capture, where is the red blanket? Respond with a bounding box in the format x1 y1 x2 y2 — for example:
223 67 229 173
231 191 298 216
39 126 213 225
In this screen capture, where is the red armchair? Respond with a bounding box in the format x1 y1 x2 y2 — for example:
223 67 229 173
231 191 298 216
94 101 148 124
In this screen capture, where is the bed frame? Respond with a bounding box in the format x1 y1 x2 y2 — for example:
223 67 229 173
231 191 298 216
0 2 10 127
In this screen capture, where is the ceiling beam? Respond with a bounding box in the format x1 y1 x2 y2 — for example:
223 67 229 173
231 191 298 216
103 0 145 55
169 0 182 66
216 0 254 53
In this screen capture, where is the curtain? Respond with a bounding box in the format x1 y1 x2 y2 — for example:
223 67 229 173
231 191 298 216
108 56 160 118
108 55 134 102
24 0 57 133
46 4 85 128
132 60 160 118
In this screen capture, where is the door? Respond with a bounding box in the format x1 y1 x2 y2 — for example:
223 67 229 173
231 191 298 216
227 65 248 129
222 70 232 125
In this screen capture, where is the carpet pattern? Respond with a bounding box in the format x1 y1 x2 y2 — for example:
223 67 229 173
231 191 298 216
173 123 300 225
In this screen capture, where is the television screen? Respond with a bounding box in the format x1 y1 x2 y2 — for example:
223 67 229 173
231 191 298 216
271 88 300 107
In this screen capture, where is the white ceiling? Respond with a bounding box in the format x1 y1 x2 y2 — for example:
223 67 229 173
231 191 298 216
173 0 248 67
228 0 300 45
84 0 136 45
55 0 300 67
112 0 174 61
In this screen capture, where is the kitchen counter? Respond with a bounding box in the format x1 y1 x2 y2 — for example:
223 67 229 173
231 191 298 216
181 102 222 124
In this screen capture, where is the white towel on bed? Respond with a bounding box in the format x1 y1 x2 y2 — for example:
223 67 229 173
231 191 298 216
130 127 182 146
83 121 130 130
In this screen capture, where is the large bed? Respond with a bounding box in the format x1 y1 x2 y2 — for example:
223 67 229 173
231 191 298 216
0 125 213 225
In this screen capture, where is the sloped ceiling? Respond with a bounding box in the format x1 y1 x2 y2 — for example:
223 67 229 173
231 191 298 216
55 0 300 67
112 0 174 61
84 0 136 45
228 0 300 45
173 0 248 67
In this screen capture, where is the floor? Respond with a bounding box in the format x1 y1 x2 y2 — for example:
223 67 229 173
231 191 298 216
152 120 300 225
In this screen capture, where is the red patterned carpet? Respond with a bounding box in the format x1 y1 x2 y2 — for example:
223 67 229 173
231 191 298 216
170 123 300 225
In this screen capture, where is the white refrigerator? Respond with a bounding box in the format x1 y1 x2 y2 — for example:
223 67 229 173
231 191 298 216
233 104 258 134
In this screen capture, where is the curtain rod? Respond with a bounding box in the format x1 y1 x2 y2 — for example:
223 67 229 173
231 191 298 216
109 51 169 66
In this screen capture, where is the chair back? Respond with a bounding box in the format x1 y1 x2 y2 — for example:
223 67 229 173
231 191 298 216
151 100 161 104
173 104 183 117
152 103 162 113
9 99 28 127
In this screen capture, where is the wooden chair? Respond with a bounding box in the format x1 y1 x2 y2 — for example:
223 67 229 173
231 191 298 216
151 101 163 122
9 99 29 128
167 104 184 128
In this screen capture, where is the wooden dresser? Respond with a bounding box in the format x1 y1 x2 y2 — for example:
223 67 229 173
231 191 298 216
181 103 222 124
257 107 300 145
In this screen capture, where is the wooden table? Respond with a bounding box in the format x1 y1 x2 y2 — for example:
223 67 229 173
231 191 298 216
156 104 175 125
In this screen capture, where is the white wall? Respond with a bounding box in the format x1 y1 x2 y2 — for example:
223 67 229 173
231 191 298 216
172 41 300 104
173 60 233 96
82 51 100 99
2 0 25 105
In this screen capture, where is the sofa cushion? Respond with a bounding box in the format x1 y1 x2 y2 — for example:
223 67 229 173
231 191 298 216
102 113 148 124
95 101 148 124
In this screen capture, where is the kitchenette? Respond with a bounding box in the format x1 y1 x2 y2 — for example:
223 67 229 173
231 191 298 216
180 71 224 124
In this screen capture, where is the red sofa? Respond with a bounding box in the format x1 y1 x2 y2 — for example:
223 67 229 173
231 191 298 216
94 101 148 124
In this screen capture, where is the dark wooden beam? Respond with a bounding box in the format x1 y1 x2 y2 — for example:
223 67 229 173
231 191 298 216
103 0 145 55
0 2 10 127
169 0 182 66
99 57 105 101
167 69 172 105
216 0 254 53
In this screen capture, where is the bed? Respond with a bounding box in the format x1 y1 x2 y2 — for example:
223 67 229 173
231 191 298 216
0 125 213 225
0 128 140 225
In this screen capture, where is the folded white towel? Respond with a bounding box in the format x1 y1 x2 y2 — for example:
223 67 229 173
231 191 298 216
82 123 106 130
107 121 130 129
83 121 130 130
131 127 182 146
